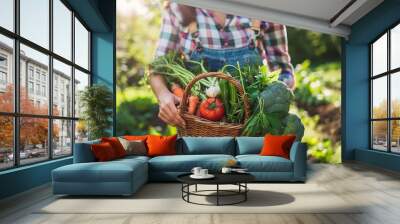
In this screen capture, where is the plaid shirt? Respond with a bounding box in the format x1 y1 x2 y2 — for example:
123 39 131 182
155 3 293 74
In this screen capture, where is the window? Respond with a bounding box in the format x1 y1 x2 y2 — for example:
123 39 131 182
0 0 14 32
35 70 41 81
35 84 40 95
0 35 13 112
0 54 7 67
370 23 400 154
42 85 46 97
53 59 72 117
28 67 34 80
0 71 6 83
75 18 90 70
28 81 34 94
53 0 72 60
20 0 49 48
0 0 91 170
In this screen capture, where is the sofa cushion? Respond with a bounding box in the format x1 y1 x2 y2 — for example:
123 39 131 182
91 142 118 161
149 154 235 172
53 158 147 183
101 137 127 158
260 134 296 159
236 155 293 172
179 137 235 155
73 139 100 163
118 137 147 156
147 135 177 157
235 137 263 155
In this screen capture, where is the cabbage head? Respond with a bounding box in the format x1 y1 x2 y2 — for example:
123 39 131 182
282 113 304 141
260 81 294 116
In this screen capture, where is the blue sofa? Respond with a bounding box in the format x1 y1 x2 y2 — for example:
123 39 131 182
52 137 307 196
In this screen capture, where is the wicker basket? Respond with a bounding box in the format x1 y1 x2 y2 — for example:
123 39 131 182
178 72 251 137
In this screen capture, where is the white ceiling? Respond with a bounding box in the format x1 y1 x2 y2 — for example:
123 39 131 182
173 0 384 37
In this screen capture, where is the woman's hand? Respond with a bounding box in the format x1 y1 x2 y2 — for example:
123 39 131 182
157 92 186 128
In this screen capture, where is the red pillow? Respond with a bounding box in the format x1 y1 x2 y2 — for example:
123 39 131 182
101 137 126 158
91 142 118 161
260 134 296 159
146 135 177 157
124 135 148 141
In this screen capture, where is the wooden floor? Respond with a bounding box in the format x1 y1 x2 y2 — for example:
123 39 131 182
1 162 400 224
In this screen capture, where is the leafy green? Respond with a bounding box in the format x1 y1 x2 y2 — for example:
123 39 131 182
260 81 294 117
282 113 305 140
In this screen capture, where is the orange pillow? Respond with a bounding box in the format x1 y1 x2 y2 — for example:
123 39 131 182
101 137 126 158
260 134 296 159
124 135 148 141
91 142 117 162
146 135 177 157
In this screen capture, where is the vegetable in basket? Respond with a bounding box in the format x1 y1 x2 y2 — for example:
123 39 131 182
282 113 305 141
260 80 294 116
199 97 225 122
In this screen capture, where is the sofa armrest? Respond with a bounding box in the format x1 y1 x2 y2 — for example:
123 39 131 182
289 142 308 181
73 140 100 163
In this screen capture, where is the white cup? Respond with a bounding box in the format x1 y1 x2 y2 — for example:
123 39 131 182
200 169 208 176
221 167 232 174
191 167 202 176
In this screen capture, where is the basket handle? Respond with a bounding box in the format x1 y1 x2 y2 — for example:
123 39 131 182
179 72 251 124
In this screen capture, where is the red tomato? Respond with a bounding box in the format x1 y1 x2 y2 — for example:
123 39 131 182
199 98 225 121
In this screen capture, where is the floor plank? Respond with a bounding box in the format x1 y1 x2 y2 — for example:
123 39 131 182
1 162 400 224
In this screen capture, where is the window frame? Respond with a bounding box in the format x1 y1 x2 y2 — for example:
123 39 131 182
0 0 92 171
370 20 400 154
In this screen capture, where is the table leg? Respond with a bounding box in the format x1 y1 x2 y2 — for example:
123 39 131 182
216 184 219 206
245 183 247 201
187 184 190 202
195 184 198 192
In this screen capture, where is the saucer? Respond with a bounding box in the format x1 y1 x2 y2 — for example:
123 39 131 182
190 174 215 179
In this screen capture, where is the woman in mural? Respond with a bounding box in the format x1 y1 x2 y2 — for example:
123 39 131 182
149 2 294 127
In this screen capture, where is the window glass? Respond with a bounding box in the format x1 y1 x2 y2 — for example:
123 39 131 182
372 33 387 76
53 119 72 157
0 116 13 170
372 77 387 119
74 18 89 70
53 0 72 60
0 0 14 31
53 59 72 117
372 121 388 151
19 117 49 165
391 24 400 70
74 69 89 118
20 0 49 49
391 120 400 153
0 35 14 112
391 72 400 118
20 44 49 115
75 120 88 143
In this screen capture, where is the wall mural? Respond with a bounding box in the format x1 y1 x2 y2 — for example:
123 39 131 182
116 0 342 163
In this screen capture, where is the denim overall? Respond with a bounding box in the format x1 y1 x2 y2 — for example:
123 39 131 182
190 44 262 72
188 24 262 72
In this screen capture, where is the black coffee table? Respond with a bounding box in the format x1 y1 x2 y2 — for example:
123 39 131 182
177 173 255 206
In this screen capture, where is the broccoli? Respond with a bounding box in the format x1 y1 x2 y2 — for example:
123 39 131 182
282 113 305 141
260 81 294 116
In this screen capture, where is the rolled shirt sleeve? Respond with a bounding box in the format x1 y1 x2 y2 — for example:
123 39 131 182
262 23 295 88
155 4 181 57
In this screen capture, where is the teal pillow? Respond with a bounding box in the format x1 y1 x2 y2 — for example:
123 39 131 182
180 137 235 155
236 137 263 155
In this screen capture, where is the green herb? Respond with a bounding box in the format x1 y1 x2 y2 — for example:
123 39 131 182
242 98 269 136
